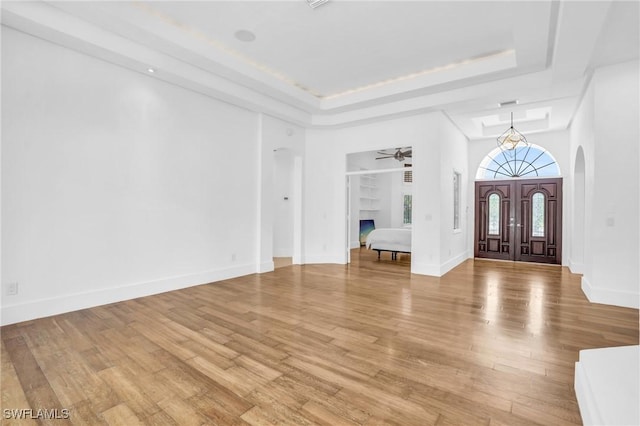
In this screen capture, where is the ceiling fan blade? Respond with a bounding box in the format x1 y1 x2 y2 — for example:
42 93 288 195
375 156 393 160
402 149 412 156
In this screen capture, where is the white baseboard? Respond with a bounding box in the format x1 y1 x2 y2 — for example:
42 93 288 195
0 263 257 326
575 360 602 425
257 261 275 273
582 276 640 309
350 241 362 249
574 345 639 426
304 254 347 264
569 259 584 275
411 262 441 277
440 252 468 276
411 252 468 277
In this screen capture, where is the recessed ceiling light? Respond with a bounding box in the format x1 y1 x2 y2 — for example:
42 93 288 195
147 68 155 73
234 30 256 42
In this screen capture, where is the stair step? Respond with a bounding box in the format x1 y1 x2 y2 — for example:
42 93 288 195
575 345 639 425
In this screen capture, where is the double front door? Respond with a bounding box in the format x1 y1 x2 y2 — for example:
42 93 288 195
474 178 562 264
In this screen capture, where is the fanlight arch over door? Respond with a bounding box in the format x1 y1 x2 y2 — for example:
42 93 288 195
476 144 561 180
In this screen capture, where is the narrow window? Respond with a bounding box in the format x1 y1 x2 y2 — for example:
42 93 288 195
488 193 500 235
453 171 461 230
532 193 545 237
403 194 412 225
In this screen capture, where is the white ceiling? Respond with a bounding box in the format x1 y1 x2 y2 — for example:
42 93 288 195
2 1 638 139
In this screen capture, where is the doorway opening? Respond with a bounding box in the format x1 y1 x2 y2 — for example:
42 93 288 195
272 148 302 268
474 145 562 264
571 147 586 273
474 178 562 264
345 148 413 267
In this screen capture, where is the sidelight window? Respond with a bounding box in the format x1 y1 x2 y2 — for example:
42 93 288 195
532 193 545 237
453 171 461 230
488 193 500 235
403 194 412 225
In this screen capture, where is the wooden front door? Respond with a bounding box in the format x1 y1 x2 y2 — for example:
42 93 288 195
514 178 562 264
474 178 562 264
475 181 515 261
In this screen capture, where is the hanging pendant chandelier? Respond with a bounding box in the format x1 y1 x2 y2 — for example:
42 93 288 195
496 112 528 151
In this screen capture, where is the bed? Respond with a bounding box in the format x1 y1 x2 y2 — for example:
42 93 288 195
365 228 412 260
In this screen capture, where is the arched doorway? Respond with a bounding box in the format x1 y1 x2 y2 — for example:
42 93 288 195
474 144 563 264
272 148 303 268
571 147 586 272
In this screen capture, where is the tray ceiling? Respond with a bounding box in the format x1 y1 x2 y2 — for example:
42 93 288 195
2 1 637 138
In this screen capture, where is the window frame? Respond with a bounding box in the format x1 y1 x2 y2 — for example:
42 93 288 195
402 193 412 226
488 193 500 236
531 192 545 237
453 170 462 231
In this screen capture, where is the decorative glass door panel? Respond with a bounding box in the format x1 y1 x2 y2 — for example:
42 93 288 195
475 183 514 261
514 179 562 264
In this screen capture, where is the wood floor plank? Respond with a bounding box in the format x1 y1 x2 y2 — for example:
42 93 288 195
66 399 107 425
0 339 39 426
100 403 145 426
2 249 638 425
3 335 67 426
156 397 209 426
300 400 361 426
186 391 253 425
96 366 159 417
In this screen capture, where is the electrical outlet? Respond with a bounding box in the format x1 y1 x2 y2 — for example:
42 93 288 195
231 253 237 262
6 282 18 296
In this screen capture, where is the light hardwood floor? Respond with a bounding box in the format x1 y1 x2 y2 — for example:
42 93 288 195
273 257 293 269
2 249 638 425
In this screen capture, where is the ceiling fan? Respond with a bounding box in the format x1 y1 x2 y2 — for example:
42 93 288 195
376 147 412 161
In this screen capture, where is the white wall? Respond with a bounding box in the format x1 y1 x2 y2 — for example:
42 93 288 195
1 27 262 324
569 83 595 276
305 112 468 275
570 60 639 309
374 172 393 229
438 117 469 274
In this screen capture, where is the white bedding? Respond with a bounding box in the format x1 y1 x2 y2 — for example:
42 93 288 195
365 228 412 253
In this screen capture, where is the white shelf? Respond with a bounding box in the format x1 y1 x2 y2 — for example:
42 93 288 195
359 173 379 213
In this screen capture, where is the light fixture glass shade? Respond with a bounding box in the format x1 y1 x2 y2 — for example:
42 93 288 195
497 113 528 152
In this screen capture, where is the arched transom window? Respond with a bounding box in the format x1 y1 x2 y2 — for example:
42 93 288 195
476 144 561 180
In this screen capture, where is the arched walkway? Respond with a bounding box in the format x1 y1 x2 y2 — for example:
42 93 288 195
571 147 586 272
